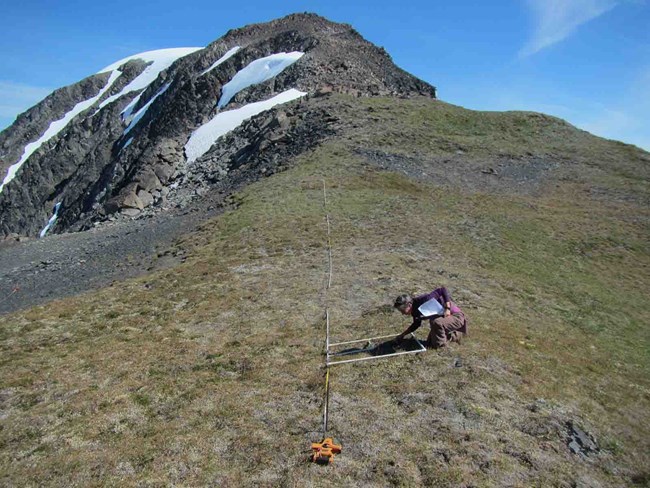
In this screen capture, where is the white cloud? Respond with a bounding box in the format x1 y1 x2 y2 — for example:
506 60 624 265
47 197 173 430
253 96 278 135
519 0 618 58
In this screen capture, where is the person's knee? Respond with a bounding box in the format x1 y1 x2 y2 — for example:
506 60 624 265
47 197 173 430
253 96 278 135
432 317 445 329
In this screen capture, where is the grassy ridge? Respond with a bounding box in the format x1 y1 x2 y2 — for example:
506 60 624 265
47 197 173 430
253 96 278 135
1 96 648 486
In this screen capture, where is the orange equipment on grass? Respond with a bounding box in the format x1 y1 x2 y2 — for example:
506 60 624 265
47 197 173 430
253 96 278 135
311 437 342 465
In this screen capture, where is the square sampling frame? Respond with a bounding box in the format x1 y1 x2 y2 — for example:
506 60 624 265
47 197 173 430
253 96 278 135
326 333 427 366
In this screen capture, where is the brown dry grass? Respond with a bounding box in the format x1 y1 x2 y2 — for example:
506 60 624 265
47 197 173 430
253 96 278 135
1 95 649 487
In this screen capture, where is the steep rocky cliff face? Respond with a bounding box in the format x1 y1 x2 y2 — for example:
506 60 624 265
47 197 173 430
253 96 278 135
0 13 436 237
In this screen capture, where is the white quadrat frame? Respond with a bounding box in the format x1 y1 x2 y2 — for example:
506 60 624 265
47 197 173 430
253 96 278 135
326 332 427 366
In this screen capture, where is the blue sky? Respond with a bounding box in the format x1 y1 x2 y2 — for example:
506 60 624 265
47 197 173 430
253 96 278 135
1 0 648 150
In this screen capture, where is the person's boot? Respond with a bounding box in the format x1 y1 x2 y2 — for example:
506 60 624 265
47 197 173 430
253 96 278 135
449 331 462 345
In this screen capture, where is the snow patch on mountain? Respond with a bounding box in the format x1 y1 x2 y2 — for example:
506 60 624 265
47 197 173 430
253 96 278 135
123 82 173 135
200 46 241 76
0 49 202 195
39 202 62 238
217 52 304 109
185 88 306 163
0 70 122 195
121 96 140 122
98 48 201 111
97 48 202 75
121 137 134 152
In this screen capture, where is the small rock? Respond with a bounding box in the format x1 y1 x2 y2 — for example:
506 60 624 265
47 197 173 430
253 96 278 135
122 191 144 210
567 421 599 456
121 208 141 217
569 440 582 455
528 398 546 412
137 190 155 208
135 168 162 192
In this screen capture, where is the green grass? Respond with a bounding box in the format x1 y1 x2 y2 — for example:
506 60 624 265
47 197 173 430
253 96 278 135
1 95 648 486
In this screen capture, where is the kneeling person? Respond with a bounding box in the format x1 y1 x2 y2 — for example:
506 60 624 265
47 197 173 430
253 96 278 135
394 287 467 349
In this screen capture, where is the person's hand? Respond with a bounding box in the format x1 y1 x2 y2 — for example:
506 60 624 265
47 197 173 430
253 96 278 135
444 309 451 317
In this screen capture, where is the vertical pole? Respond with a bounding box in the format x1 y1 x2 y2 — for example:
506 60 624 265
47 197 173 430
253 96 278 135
323 368 330 435
322 179 331 437
326 309 330 363
326 214 332 290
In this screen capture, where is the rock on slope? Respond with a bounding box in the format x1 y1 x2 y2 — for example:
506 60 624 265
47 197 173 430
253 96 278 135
0 13 436 238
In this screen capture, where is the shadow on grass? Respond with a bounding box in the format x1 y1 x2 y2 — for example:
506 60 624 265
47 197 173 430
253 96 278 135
331 337 424 359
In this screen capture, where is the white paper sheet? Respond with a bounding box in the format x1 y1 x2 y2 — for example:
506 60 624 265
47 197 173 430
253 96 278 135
418 298 444 317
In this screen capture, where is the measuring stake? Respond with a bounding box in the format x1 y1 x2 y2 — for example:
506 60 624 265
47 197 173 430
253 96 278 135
323 368 330 434
311 179 343 465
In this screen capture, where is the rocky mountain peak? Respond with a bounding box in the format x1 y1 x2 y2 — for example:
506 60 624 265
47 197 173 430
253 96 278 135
0 13 436 238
